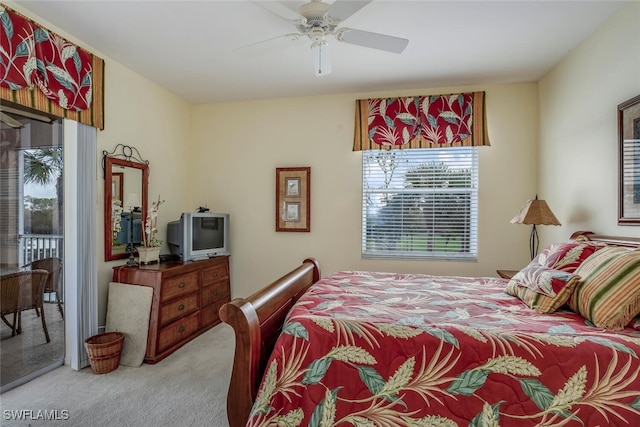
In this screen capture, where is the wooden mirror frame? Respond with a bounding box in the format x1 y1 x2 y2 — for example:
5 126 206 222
618 94 640 225
104 154 149 261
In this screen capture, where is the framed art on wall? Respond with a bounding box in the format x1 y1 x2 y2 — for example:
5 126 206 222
276 167 310 232
618 94 640 225
112 172 123 203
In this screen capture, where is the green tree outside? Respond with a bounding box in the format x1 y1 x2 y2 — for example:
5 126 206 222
23 196 55 234
368 161 472 253
23 147 63 235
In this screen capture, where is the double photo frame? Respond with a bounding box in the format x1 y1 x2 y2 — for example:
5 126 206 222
276 167 310 232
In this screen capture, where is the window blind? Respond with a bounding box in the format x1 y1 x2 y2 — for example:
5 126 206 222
362 147 478 260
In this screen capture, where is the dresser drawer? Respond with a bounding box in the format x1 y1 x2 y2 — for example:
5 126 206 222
161 271 199 302
200 280 229 307
201 261 229 287
160 293 198 326
200 299 227 328
157 312 200 353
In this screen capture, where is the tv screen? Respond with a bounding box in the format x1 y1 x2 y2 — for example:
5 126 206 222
192 216 224 251
167 212 229 261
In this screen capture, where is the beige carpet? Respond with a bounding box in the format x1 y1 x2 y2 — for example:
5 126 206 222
0 323 235 427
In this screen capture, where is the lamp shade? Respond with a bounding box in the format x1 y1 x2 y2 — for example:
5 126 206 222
510 198 561 226
125 193 141 210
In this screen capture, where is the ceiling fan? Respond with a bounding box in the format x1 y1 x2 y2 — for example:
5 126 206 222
253 0 409 76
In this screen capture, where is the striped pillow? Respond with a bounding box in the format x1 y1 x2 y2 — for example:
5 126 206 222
505 266 581 313
568 246 640 330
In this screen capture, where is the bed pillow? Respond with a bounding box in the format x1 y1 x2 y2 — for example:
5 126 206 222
505 265 581 313
568 246 640 330
533 240 604 273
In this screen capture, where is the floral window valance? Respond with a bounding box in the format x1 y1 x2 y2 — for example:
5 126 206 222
0 4 104 129
353 91 489 151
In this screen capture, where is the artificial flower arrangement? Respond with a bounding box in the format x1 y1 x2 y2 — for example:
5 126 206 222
141 195 165 248
112 199 123 245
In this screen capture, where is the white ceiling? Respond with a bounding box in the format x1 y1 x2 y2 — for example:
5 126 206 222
15 0 626 104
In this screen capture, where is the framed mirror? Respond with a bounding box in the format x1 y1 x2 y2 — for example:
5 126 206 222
103 146 149 261
618 94 640 225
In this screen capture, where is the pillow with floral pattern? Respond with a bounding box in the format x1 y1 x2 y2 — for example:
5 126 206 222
532 241 604 273
505 266 581 313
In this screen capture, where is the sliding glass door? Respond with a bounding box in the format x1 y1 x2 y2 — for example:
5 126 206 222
0 104 65 391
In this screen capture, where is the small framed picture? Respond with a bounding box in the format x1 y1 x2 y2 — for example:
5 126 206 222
284 202 300 222
276 167 310 232
112 172 123 202
285 178 300 197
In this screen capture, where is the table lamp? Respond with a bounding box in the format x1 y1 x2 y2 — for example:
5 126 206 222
510 195 561 259
125 193 140 267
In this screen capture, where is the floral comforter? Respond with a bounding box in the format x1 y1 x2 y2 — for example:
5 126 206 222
247 271 640 427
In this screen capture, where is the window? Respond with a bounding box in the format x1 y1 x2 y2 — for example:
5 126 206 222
362 147 478 260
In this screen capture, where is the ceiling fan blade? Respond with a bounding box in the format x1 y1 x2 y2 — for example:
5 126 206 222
0 112 23 129
251 1 305 24
234 33 301 51
326 0 372 22
0 105 51 122
337 28 408 53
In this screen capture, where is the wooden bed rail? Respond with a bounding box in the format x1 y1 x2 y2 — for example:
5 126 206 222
219 258 321 427
571 231 640 248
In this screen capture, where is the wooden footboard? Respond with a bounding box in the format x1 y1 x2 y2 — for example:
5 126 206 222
219 258 321 427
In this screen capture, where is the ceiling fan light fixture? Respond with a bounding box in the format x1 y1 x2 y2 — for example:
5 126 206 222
311 40 331 77
253 0 406 76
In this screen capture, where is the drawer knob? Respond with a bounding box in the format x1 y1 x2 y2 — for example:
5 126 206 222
179 281 185 288
178 325 185 333
178 304 185 311
212 290 218 297
212 272 218 278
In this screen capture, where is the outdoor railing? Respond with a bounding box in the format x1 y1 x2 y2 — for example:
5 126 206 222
19 234 64 266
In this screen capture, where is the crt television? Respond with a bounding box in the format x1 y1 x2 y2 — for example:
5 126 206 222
167 212 230 261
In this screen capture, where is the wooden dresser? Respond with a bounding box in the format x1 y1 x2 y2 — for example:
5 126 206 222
112 256 230 363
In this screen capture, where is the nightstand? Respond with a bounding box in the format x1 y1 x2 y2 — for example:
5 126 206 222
496 269 518 279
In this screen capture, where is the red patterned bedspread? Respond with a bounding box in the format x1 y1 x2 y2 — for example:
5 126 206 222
247 271 640 426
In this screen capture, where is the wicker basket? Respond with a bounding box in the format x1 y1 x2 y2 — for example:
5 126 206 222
84 332 125 374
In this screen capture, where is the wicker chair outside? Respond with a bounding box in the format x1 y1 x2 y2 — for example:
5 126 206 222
0 273 20 333
30 257 64 319
0 270 51 343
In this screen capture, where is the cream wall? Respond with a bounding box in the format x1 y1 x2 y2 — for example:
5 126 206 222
95 61 192 323
539 2 640 246
191 83 540 298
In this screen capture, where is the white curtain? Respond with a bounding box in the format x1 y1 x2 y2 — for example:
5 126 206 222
64 120 98 370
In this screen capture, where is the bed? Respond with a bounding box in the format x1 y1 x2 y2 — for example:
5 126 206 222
219 232 640 426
